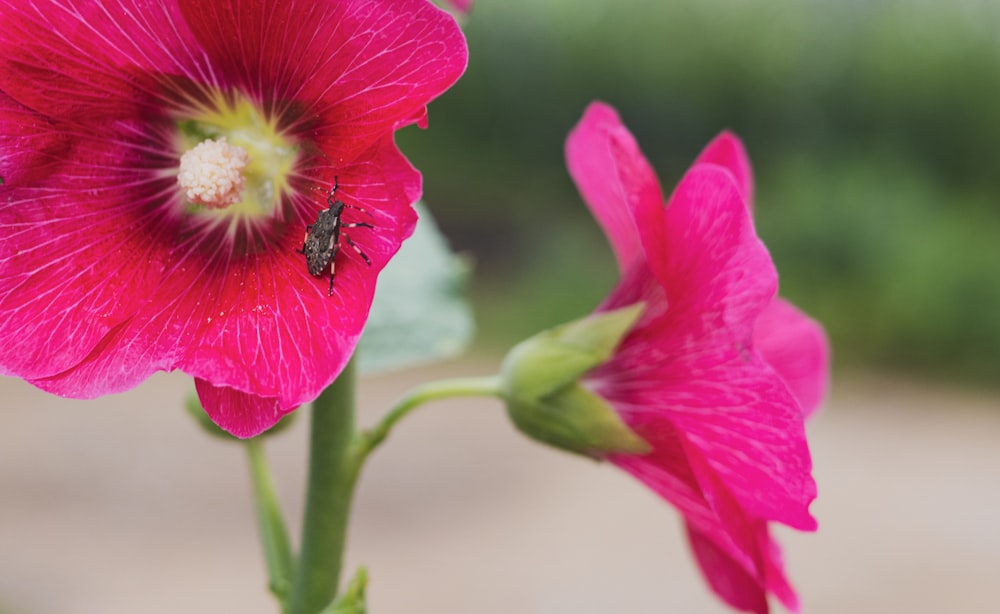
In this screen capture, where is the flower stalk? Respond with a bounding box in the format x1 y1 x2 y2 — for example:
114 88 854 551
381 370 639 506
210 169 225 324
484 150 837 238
245 438 295 610
353 375 502 463
277 370 502 612
289 359 361 614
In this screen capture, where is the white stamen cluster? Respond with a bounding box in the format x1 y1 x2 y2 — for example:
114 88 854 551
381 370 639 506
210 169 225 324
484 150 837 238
177 137 250 208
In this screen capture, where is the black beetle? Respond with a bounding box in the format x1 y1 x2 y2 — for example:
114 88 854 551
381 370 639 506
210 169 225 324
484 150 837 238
297 178 372 296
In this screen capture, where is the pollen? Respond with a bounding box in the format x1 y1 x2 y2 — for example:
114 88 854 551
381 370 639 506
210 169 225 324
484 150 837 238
177 137 251 209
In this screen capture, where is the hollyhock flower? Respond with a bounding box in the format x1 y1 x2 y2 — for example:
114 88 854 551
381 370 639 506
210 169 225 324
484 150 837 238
0 0 467 437
564 102 829 613
444 0 472 13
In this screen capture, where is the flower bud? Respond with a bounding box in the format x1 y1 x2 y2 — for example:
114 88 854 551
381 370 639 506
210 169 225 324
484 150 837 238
499 303 650 458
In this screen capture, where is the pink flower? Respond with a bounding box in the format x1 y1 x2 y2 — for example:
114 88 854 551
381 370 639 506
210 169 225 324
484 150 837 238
0 0 467 437
444 0 472 14
566 102 829 613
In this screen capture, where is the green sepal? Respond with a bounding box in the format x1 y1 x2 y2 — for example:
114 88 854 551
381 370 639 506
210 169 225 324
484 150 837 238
184 392 296 441
499 304 650 459
504 382 650 459
319 567 368 614
500 303 645 397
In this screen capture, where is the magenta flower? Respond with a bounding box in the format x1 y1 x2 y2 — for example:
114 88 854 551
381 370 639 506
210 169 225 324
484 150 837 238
566 102 829 613
0 0 467 437
443 0 472 14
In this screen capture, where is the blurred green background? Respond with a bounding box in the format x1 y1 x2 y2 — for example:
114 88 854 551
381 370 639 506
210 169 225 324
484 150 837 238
400 0 1000 386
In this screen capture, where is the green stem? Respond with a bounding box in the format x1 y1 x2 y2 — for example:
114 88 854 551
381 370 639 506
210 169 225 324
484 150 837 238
289 359 359 614
246 438 294 610
353 375 501 463
287 369 501 613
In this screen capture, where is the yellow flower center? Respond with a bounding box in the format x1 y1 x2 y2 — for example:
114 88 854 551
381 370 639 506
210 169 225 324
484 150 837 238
177 137 249 208
175 95 298 226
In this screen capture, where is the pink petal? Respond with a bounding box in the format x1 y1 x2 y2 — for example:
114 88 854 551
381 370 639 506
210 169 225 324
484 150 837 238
179 0 469 164
0 90 70 186
0 107 169 379
604 358 817 533
686 520 801 614
693 134 829 417
755 298 830 417
566 102 664 273
609 411 802 613
195 378 292 439
681 437 768 564
691 132 829 417
683 438 801 612
693 131 755 210
608 416 719 532
0 1 206 119
618 164 776 338
674 361 816 532
759 529 801 611
444 0 472 13
687 526 770 614
594 167 816 531
607 353 817 531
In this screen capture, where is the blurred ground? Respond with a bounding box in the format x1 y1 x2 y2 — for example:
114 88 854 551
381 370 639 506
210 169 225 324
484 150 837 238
1 360 999 614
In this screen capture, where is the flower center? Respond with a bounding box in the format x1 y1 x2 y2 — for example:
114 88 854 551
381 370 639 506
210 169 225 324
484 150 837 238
174 95 299 227
177 138 249 209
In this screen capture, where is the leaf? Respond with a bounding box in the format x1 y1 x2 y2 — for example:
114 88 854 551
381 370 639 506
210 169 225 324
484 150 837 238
357 202 474 373
318 567 368 614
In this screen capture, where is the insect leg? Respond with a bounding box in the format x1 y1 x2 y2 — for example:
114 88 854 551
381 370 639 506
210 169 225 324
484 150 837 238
326 176 340 208
325 231 342 296
343 234 372 266
296 226 312 255
344 203 370 216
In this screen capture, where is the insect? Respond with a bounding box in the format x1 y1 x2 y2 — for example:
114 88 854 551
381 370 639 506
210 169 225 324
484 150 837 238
297 178 372 296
